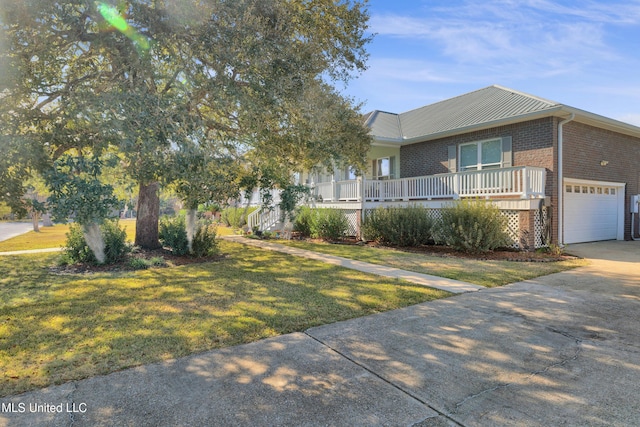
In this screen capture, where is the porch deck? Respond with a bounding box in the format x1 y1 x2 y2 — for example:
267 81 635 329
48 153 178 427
311 166 546 203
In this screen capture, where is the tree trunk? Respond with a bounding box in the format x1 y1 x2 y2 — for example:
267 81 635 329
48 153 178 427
185 208 197 253
135 181 161 249
83 222 105 264
31 210 40 232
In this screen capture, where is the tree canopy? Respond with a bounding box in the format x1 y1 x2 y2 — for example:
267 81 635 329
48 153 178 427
0 0 373 249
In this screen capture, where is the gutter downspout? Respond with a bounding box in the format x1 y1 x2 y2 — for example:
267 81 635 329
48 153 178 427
557 113 575 246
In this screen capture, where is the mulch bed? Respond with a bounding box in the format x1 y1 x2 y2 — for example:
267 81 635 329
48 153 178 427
49 248 225 275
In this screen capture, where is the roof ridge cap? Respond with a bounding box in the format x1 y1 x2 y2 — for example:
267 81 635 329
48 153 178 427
491 85 560 106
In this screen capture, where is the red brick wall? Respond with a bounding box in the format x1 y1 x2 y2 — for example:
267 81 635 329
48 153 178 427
563 120 640 239
399 118 556 194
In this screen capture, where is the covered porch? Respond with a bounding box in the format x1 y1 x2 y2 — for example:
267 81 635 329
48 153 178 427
310 166 547 203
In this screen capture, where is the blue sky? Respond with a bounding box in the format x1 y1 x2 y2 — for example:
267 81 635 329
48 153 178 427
341 0 640 126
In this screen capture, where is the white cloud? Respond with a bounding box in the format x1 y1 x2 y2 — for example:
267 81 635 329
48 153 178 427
370 0 628 77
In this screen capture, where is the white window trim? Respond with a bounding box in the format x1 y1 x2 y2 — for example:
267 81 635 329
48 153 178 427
459 138 502 171
375 157 391 180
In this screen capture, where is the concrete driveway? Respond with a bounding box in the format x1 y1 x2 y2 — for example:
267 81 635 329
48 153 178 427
1 241 639 426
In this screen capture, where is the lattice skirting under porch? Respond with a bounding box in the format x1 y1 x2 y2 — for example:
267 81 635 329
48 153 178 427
359 207 549 249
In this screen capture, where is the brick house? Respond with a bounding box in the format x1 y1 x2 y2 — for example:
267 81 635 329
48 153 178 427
251 85 640 247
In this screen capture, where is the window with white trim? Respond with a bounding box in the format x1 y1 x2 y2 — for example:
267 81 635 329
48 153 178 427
372 156 396 180
459 138 503 171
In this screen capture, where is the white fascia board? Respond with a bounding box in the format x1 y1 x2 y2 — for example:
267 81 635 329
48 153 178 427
562 106 640 138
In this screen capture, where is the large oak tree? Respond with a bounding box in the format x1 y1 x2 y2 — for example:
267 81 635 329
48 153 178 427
0 0 372 249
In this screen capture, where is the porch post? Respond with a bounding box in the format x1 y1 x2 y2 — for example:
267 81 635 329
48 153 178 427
521 167 530 199
331 178 337 202
357 176 363 202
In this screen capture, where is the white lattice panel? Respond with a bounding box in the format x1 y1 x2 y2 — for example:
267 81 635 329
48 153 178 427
500 210 520 249
342 210 359 236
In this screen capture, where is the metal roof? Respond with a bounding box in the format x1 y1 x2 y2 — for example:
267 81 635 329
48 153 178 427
364 110 403 140
366 85 561 142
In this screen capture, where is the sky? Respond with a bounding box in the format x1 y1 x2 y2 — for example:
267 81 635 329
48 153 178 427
340 0 640 126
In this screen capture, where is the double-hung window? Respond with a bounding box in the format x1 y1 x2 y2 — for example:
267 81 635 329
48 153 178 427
459 138 503 171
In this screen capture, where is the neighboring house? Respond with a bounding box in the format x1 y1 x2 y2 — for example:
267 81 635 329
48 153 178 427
251 85 640 247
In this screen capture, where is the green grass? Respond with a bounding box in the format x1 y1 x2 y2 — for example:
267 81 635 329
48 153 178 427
278 241 588 288
0 220 137 252
0 241 450 397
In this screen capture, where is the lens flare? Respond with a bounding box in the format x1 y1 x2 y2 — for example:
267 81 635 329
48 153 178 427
97 2 150 51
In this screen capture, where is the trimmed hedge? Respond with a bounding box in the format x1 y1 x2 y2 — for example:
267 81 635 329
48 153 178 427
362 206 433 247
435 199 510 253
294 207 348 241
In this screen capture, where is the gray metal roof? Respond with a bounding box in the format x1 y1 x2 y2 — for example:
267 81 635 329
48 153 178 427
364 110 402 140
366 85 561 143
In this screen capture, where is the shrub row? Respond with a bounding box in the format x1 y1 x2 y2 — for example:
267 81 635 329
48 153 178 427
363 201 509 253
294 207 349 241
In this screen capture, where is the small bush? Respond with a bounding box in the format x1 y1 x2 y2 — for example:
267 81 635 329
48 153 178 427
362 206 433 247
311 209 349 241
191 221 219 257
62 220 130 265
293 206 314 237
160 215 218 257
436 199 510 253
102 220 130 263
149 256 167 267
128 258 151 270
220 207 258 228
159 215 190 256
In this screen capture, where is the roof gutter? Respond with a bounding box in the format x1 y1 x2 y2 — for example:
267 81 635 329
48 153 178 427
557 113 575 246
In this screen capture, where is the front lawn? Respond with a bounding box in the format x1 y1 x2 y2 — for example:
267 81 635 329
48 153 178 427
0 241 450 397
278 240 588 287
0 220 137 252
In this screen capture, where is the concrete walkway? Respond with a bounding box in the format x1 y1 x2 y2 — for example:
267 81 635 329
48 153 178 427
1 241 638 426
0 247 62 256
221 235 483 294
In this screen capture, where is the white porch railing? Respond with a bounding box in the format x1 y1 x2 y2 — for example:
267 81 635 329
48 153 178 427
311 166 546 202
246 205 282 232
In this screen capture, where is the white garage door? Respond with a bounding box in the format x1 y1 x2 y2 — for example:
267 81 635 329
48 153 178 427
564 179 624 244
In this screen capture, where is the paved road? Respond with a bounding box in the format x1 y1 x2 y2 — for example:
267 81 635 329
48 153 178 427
0 241 638 426
0 222 35 242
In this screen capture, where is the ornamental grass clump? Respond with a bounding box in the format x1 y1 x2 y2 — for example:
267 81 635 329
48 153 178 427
362 206 434 247
436 199 510 253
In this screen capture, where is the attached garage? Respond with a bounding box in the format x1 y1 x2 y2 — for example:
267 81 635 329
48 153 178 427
563 179 626 244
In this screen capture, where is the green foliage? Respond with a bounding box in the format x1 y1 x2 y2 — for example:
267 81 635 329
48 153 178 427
159 215 219 257
191 221 219 258
294 207 349 241
278 185 310 222
293 206 314 237
44 155 121 226
2 1 372 247
436 200 510 253
128 258 151 270
159 215 189 256
311 209 349 241
128 256 167 270
362 206 434 247
220 207 258 228
62 220 130 265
